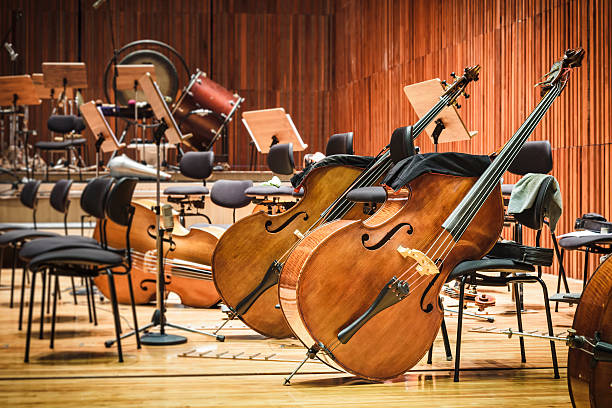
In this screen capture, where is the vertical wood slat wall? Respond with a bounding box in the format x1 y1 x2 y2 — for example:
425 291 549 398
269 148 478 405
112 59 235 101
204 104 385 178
1 0 610 279
330 0 611 280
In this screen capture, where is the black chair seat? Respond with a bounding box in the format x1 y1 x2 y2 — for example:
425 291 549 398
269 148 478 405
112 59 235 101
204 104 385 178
0 229 59 246
35 138 86 150
501 184 514 195
448 258 535 281
29 248 124 272
19 236 99 261
164 185 210 196
558 233 612 250
245 185 295 197
0 223 27 232
346 186 387 203
190 223 230 231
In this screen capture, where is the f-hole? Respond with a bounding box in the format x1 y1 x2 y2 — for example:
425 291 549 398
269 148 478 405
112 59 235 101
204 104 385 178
361 223 413 250
265 211 309 233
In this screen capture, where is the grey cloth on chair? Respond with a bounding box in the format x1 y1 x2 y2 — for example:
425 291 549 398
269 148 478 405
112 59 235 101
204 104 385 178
508 173 562 232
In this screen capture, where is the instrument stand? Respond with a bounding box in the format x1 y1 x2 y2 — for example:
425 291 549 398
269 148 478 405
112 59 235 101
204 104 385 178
431 119 445 153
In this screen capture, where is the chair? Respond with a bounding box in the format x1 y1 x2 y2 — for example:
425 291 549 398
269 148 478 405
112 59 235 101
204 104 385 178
448 176 560 382
501 140 553 196
325 132 354 156
209 180 253 224
17 177 115 331
24 177 140 363
34 115 87 181
163 151 214 226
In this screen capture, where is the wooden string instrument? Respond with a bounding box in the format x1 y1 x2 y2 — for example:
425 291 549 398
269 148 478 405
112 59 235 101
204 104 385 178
278 49 584 380
212 67 478 338
93 199 223 308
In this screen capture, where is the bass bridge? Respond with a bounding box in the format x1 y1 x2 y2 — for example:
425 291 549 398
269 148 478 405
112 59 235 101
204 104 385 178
337 277 410 344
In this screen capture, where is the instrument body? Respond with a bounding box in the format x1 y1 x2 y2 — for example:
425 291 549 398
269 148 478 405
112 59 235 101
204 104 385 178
172 95 223 151
568 256 612 408
212 164 372 338
94 200 222 308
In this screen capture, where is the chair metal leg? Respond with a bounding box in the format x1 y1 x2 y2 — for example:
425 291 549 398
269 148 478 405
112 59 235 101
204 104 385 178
39 269 47 339
18 266 27 330
126 272 141 349
582 249 589 288
71 277 77 305
24 271 37 363
454 275 468 382
46 270 52 314
553 242 569 312
85 277 93 323
50 276 59 349
88 278 98 326
535 276 560 379
512 282 526 363
10 243 17 308
427 343 433 364
106 270 124 362
440 317 452 361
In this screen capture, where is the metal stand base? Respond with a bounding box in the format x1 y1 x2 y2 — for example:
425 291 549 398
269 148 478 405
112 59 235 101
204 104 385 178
140 332 187 346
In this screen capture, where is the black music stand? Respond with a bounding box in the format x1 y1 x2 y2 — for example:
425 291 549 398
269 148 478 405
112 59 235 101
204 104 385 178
242 108 308 169
0 75 41 173
107 72 221 347
404 79 476 152
80 100 125 176
42 62 87 112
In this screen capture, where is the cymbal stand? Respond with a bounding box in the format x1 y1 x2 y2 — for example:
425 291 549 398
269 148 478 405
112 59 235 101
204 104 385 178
104 119 224 349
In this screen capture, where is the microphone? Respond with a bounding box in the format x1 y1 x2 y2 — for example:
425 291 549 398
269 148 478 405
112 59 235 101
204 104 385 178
4 43 18 61
161 204 174 233
92 0 108 10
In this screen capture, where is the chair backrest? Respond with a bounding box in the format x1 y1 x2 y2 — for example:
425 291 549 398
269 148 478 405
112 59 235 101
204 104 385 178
210 180 253 209
326 132 354 156
47 115 77 134
512 176 556 231
389 126 416 164
508 141 553 175
267 143 294 175
105 178 138 226
49 179 73 214
20 180 42 209
73 116 86 133
81 177 115 218
179 151 214 180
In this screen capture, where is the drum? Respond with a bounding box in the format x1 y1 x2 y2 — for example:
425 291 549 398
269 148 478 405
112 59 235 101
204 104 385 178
186 70 242 117
173 95 223 151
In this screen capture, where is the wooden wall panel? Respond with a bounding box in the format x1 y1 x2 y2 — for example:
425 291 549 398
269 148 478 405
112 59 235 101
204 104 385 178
330 0 611 279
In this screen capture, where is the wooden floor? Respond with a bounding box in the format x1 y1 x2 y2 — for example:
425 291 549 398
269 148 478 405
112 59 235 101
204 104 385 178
0 269 581 407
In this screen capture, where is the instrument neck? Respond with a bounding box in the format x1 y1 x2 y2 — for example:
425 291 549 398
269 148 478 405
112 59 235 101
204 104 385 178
441 82 565 240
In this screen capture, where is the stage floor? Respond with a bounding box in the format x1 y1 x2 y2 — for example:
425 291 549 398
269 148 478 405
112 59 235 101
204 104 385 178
0 270 580 407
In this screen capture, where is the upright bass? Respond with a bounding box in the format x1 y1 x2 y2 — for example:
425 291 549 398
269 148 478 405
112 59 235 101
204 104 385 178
212 67 479 338
279 49 584 380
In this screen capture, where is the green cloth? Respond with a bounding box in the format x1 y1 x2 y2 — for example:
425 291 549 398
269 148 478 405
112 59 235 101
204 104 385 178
508 173 563 232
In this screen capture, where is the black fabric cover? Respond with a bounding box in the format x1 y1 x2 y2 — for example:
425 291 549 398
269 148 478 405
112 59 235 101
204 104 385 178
49 179 73 213
20 236 99 261
0 229 59 246
267 143 294 175
81 177 114 219
383 152 492 191
164 185 209 195
290 154 374 188
346 186 387 203
326 132 354 156
20 180 41 209
210 180 253 209
180 151 214 180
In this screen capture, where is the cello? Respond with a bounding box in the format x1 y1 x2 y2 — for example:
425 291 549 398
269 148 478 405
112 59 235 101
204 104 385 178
212 67 480 338
278 49 584 381
93 199 223 308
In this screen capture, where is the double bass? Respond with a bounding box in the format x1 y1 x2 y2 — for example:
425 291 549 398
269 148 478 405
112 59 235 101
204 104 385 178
212 67 480 338
93 200 223 308
278 49 584 380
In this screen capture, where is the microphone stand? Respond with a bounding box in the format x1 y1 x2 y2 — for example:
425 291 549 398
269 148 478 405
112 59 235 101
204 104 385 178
104 118 224 349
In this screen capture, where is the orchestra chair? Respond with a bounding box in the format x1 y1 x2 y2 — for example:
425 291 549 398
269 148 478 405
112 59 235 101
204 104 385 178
163 151 214 226
501 140 553 197
34 115 87 181
24 177 140 363
447 176 560 382
551 216 612 310
0 180 65 308
208 179 253 224
325 132 354 156
17 177 115 331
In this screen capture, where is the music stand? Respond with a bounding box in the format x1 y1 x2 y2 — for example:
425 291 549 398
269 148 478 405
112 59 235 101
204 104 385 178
32 73 74 100
116 65 157 162
242 108 308 169
0 75 41 172
404 79 476 151
80 101 125 176
106 72 220 347
42 62 87 111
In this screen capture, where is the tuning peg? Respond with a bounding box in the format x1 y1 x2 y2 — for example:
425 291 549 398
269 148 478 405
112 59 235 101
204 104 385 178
450 72 457 78
441 80 447 87
455 103 461 109
463 93 470 99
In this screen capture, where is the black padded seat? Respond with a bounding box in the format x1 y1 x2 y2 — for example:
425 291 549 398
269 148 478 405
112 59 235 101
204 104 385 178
448 258 535 281
245 185 295 197
163 185 210 195
190 223 231 230
29 248 124 275
0 223 26 232
558 233 612 250
0 229 58 246
35 138 87 150
19 236 99 261
346 186 387 203
501 184 514 195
